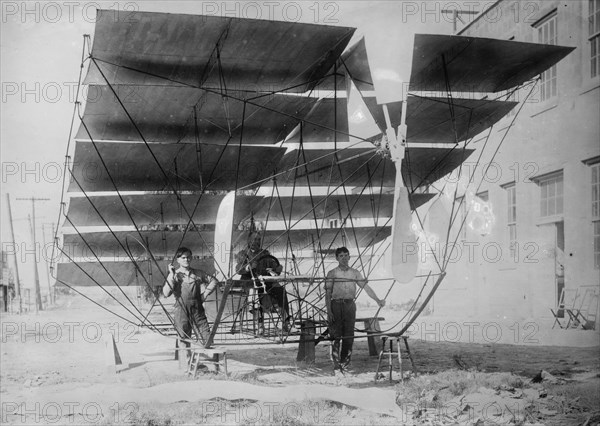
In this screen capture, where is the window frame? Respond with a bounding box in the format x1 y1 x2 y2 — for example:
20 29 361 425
504 183 518 258
592 162 600 268
533 10 558 101
590 0 600 78
536 171 564 220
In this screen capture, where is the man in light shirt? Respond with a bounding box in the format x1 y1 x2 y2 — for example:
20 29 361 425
325 247 385 374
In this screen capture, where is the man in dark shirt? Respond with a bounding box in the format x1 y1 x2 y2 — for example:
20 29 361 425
236 235 290 335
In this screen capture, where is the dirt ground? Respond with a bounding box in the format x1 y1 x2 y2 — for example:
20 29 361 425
1 295 599 425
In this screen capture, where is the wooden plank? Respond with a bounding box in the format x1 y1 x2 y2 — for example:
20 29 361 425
205 280 235 348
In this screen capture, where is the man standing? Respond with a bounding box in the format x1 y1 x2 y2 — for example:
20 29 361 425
325 247 385 373
163 247 218 351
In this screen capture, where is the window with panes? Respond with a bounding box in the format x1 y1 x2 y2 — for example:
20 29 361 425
505 184 517 257
590 0 600 78
592 163 600 268
535 12 558 100
539 172 564 218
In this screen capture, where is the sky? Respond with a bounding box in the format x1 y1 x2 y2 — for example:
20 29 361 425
1 0 481 294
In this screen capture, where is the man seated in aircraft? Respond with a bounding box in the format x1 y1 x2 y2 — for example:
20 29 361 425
235 234 291 335
163 247 218 354
325 246 385 374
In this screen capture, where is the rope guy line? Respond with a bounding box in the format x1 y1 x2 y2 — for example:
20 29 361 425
89 57 233 284
50 35 89 281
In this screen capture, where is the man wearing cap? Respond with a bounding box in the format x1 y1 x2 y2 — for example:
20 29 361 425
163 247 218 350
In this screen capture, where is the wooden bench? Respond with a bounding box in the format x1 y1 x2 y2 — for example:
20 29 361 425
356 317 385 356
296 316 385 362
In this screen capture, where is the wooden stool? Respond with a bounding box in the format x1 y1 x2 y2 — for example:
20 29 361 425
187 348 228 377
374 336 417 382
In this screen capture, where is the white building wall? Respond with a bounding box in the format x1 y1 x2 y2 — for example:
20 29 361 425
426 0 600 320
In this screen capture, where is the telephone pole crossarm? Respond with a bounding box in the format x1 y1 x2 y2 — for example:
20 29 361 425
441 9 479 33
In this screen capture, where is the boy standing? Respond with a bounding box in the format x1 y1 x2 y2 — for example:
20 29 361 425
325 247 385 373
163 247 218 349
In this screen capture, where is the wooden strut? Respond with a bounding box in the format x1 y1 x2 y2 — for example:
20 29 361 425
205 280 235 348
204 95 246 345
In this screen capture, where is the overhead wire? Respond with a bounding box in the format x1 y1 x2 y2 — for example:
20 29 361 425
63 168 175 329
52 36 173 332
441 79 540 271
88 58 232 288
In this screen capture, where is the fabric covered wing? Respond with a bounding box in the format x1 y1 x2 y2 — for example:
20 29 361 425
86 9 355 92
409 34 575 92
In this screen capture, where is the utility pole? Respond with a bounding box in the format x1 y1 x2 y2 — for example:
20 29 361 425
442 8 479 33
27 215 41 313
17 197 50 312
41 223 55 305
5 194 22 314
51 222 56 304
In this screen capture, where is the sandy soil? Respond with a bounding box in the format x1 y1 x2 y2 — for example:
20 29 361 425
1 295 599 425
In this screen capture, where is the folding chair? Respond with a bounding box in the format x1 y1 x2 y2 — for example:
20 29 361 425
567 288 599 330
550 288 577 329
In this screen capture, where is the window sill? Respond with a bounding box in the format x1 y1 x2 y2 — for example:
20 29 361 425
536 215 564 226
497 124 511 133
530 102 558 118
579 79 600 96
497 264 518 271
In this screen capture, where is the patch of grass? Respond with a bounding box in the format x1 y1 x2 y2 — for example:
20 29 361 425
395 370 600 425
547 378 600 412
235 370 262 384
447 379 468 396
395 369 529 408
122 408 174 425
